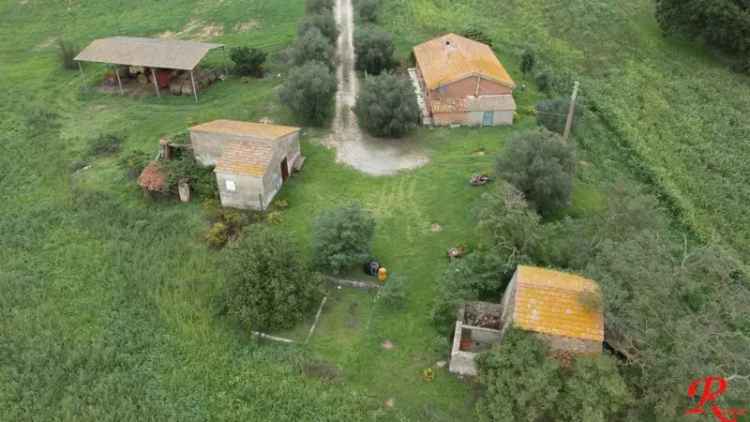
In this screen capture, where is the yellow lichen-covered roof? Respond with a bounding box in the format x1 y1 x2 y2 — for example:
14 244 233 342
214 140 274 177
512 266 604 342
413 33 515 90
190 120 300 141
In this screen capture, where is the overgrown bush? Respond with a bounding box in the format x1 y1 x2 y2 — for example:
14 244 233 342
230 47 267 77
534 72 550 92
476 329 630 422
306 0 334 14
205 222 230 249
162 154 218 198
495 129 576 216
357 0 378 23
535 97 582 135
117 149 150 180
378 275 407 308
223 225 324 331
312 202 376 274
298 13 339 44
354 27 396 75
87 134 123 157
656 0 750 57
289 27 336 68
57 40 79 70
353 72 420 138
521 49 536 74
460 27 493 47
279 61 337 126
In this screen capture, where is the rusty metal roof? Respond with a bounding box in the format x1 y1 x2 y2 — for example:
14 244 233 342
414 33 515 90
190 120 300 141
75 37 223 70
512 266 604 342
214 140 274 177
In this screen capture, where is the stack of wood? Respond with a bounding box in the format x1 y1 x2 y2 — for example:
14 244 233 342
169 69 221 96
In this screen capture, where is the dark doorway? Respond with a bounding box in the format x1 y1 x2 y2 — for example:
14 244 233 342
280 157 289 182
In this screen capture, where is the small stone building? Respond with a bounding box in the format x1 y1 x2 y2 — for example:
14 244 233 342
190 120 302 210
500 266 604 354
411 33 516 127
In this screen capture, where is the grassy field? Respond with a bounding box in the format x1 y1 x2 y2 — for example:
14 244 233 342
381 0 750 265
3 0 743 420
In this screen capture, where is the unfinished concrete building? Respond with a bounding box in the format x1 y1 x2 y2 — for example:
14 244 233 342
190 120 303 210
410 33 516 127
449 266 604 376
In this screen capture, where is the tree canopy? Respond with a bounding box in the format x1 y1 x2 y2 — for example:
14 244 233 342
354 27 396 75
279 61 337 126
353 72 421 138
312 202 377 274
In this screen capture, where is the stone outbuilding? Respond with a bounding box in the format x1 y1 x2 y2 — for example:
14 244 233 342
410 33 516 127
500 266 604 354
190 120 303 210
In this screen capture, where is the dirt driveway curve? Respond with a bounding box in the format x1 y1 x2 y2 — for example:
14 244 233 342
324 0 429 176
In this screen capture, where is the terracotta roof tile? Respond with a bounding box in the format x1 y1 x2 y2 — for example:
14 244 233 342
190 119 300 140
414 33 515 91
512 266 604 342
214 140 273 177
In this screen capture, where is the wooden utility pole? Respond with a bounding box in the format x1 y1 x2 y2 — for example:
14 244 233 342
563 81 580 143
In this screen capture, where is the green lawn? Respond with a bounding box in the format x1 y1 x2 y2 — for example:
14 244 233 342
3 0 740 420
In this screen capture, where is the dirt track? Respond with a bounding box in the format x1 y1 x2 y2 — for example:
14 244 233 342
326 0 428 176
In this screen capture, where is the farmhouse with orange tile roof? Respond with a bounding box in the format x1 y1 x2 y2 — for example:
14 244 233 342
411 33 516 127
500 266 604 354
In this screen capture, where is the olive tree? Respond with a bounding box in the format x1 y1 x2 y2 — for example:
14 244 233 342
298 13 339 44
496 129 576 216
289 27 335 69
312 202 376 274
353 72 421 138
223 225 323 331
279 61 337 126
354 27 396 75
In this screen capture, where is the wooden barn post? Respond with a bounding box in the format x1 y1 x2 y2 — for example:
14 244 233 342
190 70 198 103
150 68 161 98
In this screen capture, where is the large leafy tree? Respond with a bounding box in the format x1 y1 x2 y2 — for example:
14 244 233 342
312 202 376 274
289 27 335 69
353 27 396 75
353 72 421 138
477 330 631 422
223 225 323 331
496 129 576 216
298 13 339 44
279 61 337 126
656 0 750 56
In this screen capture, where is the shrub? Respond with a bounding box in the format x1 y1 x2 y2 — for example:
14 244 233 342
460 26 493 47
298 13 339 44
378 275 407 308
117 149 150 180
57 39 79 70
521 49 536 74
205 222 230 249
229 47 267 77
306 0 334 14
224 225 324 331
357 0 378 23
535 97 582 135
353 72 421 138
289 27 336 68
279 61 337 126
312 202 376 274
353 27 396 75
535 72 550 92
495 129 576 216
87 134 123 157
162 154 217 198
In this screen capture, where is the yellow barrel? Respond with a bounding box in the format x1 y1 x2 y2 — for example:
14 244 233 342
378 267 388 283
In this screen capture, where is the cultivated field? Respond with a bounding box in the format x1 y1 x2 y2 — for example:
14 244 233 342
2 0 747 421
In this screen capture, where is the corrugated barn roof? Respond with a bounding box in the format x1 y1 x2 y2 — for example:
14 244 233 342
414 33 515 90
75 36 223 70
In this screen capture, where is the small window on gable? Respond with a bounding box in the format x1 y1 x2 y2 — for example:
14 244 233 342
225 180 237 192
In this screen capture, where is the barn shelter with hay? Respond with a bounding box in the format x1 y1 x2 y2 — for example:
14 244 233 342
74 37 227 101
190 120 305 211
